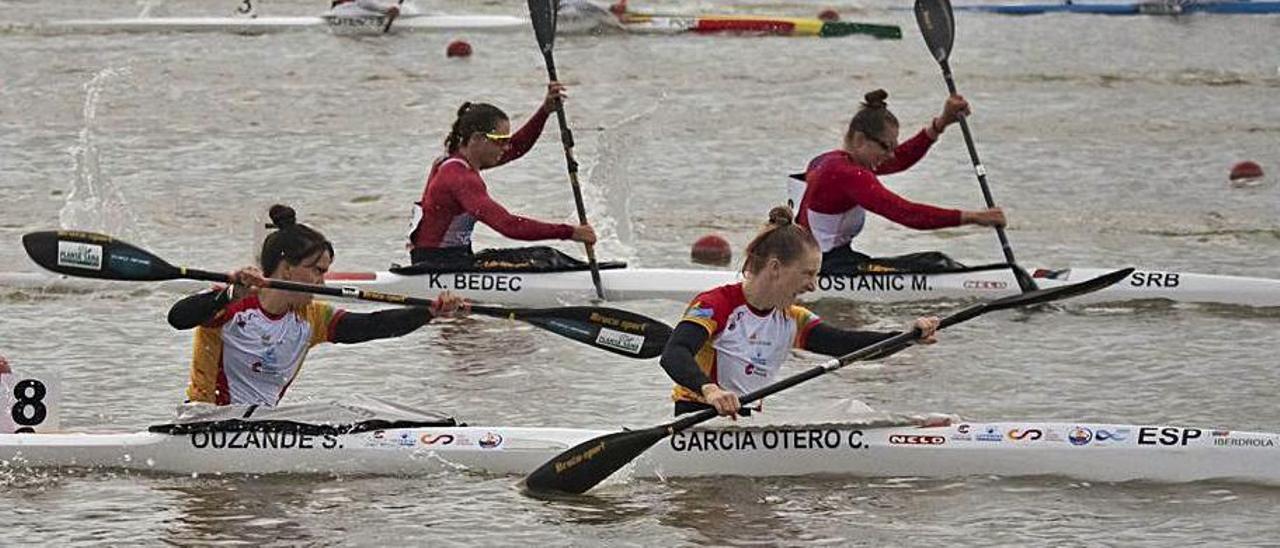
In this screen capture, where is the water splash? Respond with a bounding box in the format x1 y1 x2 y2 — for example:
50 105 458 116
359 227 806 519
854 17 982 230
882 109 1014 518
582 95 666 261
58 67 141 241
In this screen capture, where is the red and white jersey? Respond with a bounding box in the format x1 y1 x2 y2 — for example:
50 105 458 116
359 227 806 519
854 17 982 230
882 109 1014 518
408 108 577 251
186 295 345 407
673 283 821 403
796 129 962 253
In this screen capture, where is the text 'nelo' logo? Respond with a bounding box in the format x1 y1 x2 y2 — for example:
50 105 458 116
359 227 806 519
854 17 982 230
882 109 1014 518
889 434 945 445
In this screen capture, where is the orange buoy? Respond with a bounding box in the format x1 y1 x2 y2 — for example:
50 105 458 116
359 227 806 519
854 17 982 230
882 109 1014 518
446 40 473 58
691 234 732 266
1229 161 1264 183
818 8 840 21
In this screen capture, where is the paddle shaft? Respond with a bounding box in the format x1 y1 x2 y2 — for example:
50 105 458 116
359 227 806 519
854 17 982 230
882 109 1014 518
168 265 514 319
381 0 405 32
936 60 1037 293
540 52 605 301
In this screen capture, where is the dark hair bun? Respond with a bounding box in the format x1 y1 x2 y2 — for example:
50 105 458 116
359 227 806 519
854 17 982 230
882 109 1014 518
267 204 297 230
456 101 472 117
767 205 794 227
863 89 889 109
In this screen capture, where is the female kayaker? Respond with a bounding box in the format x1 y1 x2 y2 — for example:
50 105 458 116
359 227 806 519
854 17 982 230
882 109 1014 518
169 204 465 407
794 89 1007 274
659 206 940 417
407 83 597 267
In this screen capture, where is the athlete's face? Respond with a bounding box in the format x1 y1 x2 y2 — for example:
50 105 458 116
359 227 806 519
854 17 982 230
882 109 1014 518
278 250 332 305
472 119 512 169
762 247 821 308
850 124 900 169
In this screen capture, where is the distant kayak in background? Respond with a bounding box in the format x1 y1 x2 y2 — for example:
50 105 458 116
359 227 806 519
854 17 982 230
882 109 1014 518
950 0 1280 15
39 0 901 38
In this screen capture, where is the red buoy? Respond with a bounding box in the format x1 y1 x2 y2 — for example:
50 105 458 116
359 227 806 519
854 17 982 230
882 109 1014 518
1229 161 1264 182
446 40 473 58
818 8 840 21
691 234 732 266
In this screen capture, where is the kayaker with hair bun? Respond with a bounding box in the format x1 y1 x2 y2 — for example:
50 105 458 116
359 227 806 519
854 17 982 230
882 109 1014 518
794 89 1006 274
406 83 597 269
659 205 941 418
169 204 466 407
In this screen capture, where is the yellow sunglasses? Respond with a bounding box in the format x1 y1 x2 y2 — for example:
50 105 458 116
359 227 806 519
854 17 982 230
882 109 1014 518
484 132 513 143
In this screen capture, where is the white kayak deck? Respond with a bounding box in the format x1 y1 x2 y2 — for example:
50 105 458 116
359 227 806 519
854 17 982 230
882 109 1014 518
318 264 1280 307
2 421 1276 486
3 264 1278 308
42 14 531 34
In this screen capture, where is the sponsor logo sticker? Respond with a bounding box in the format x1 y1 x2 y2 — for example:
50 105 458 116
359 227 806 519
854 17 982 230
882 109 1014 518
976 426 1003 442
1095 428 1130 442
56 241 103 270
479 432 504 449
1007 428 1043 441
963 280 1009 290
595 327 644 355
889 434 946 445
1068 426 1093 446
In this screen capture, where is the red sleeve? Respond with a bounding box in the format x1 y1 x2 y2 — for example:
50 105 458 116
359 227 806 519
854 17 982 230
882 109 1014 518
873 128 936 175
497 107 551 166
679 286 736 338
452 169 575 241
838 163 962 230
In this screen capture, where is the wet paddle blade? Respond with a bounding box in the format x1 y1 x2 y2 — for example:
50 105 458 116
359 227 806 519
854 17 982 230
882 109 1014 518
528 0 558 53
523 426 668 495
940 267 1134 328
914 0 955 63
475 305 673 359
21 230 184 282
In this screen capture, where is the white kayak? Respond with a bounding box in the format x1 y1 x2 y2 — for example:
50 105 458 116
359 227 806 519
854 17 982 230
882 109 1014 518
319 263 1280 308
40 11 899 38
3 420 1277 486
42 14 529 35
4 263 1278 308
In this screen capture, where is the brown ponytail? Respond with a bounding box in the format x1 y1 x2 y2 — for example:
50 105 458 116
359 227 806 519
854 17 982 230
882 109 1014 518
260 204 334 276
742 206 819 275
845 89 899 143
444 102 508 154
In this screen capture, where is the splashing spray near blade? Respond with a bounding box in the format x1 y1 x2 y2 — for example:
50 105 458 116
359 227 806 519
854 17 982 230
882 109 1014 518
59 67 141 243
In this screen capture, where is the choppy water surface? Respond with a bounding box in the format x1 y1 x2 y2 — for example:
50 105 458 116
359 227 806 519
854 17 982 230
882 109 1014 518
1 0 1279 545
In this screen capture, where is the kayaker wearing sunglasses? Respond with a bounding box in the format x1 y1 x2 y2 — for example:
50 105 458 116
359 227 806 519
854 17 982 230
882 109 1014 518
407 82 597 267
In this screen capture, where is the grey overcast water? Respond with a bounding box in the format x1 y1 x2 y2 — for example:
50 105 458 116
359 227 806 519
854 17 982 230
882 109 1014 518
1 0 1279 545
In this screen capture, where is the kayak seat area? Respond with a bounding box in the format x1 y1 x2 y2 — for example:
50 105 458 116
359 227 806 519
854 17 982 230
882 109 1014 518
393 246 627 275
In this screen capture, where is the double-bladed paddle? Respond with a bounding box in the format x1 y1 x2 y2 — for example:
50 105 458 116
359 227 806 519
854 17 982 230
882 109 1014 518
914 0 1039 294
521 266 1133 494
528 0 606 301
21 230 670 359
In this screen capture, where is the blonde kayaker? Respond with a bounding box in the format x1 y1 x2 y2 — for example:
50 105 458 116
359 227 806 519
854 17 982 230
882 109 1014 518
659 206 940 417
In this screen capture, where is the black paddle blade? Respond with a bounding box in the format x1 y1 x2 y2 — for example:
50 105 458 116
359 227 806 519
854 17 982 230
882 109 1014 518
915 0 955 63
21 230 182 281
509 306 673 359
989 267 1132 311
523 425 668 495
527 0 558 53
938 267 1134 328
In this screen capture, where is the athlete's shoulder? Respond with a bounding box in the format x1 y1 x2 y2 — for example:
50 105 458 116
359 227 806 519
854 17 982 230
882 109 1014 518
682 283 744 324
